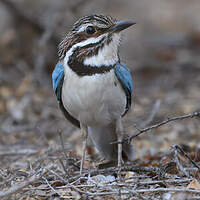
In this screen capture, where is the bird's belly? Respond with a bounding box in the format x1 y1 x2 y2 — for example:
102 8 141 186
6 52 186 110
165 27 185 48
62 69 126 125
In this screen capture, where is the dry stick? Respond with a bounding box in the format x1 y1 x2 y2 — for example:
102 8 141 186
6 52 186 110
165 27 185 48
47 169 92 196
123 99 161 137
58 130 70 175
174 145 200 172
43 177 62 197
46 188 200 197
27 178 192 191
173 145 190 177
58 158 69 176
133 187 200 194
135 178 192 186
68 166 159 183
128 111 200 142
59 130 80 170
59 130 69 161
0 170 45 198
83 188 200 196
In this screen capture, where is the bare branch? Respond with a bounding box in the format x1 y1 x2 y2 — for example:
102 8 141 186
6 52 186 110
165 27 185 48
173 145 190 177
128 111 200 142
68 166 160 183
43 177 62 197
174 145 200 172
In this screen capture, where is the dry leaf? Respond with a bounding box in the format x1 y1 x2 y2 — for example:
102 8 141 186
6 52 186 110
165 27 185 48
187 179 200 190
163 162 179 175
125 171 136 179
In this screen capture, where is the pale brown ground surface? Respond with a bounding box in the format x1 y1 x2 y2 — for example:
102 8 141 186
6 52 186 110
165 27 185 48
0 0 200 199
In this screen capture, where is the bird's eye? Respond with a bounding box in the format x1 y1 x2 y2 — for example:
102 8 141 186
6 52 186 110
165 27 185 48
86 26 96 35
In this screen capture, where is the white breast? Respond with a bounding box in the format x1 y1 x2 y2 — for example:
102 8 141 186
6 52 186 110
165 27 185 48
62 66 126 126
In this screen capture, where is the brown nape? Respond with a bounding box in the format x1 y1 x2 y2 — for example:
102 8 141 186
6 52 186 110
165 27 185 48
58 33 87 60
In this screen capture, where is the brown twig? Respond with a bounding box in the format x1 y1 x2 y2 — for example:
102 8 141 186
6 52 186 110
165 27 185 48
174 145 200 172
43 177 62 197
128 111 200 142
132 187 200 194
58 130 70 175
173 145 190 177
83 188 200 196
58 130 80 171
0 169 45 198
68 165 160 183
59 130 69 161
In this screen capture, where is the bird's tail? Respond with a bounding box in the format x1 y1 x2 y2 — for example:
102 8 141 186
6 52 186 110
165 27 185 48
88 124 134 161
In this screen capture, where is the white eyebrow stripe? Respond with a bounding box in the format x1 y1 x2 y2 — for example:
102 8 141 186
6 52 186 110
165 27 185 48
77 25 86 33
64 34 106 65
77 24 93 33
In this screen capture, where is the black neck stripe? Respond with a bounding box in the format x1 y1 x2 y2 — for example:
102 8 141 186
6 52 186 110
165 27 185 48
68 54 115 76
70 63 114 76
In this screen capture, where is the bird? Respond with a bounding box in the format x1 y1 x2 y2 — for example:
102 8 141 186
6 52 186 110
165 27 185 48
52 14 135 174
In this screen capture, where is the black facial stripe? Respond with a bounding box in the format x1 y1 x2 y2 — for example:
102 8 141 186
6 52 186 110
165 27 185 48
81 36 105 51
107 33 113 45
67 35 117 76
72 34 113 60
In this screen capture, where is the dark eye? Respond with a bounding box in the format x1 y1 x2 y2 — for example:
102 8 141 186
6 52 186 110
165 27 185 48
86 26 96 34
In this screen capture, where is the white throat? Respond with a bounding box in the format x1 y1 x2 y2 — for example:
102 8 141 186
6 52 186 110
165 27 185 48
84 33 120 67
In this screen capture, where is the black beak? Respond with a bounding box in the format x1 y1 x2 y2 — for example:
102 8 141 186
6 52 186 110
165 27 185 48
110 20 136 33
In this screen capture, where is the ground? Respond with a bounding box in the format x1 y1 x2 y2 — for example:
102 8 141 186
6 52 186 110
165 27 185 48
0 0 200 199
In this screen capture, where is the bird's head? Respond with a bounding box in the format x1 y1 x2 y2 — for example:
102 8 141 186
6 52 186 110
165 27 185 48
59 14 136 76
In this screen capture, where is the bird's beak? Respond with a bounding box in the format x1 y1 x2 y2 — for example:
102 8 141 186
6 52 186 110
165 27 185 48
110 20 136 33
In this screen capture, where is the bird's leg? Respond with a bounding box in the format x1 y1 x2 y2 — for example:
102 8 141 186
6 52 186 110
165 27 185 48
116 117 124 176
80 123 88 175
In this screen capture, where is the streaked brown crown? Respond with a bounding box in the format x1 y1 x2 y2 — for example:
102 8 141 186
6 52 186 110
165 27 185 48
72 14 115 31
58 14 116 60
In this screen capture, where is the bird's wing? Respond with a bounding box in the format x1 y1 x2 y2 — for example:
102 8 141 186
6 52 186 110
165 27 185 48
52 62 64 101
52 62 80 128
115 62 133 116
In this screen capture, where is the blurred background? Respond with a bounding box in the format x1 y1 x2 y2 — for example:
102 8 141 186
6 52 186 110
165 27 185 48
0 0 200 166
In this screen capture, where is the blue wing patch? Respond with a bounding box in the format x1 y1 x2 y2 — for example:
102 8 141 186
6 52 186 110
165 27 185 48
52 62 80 128
52 62 64 101
115 62 133 115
